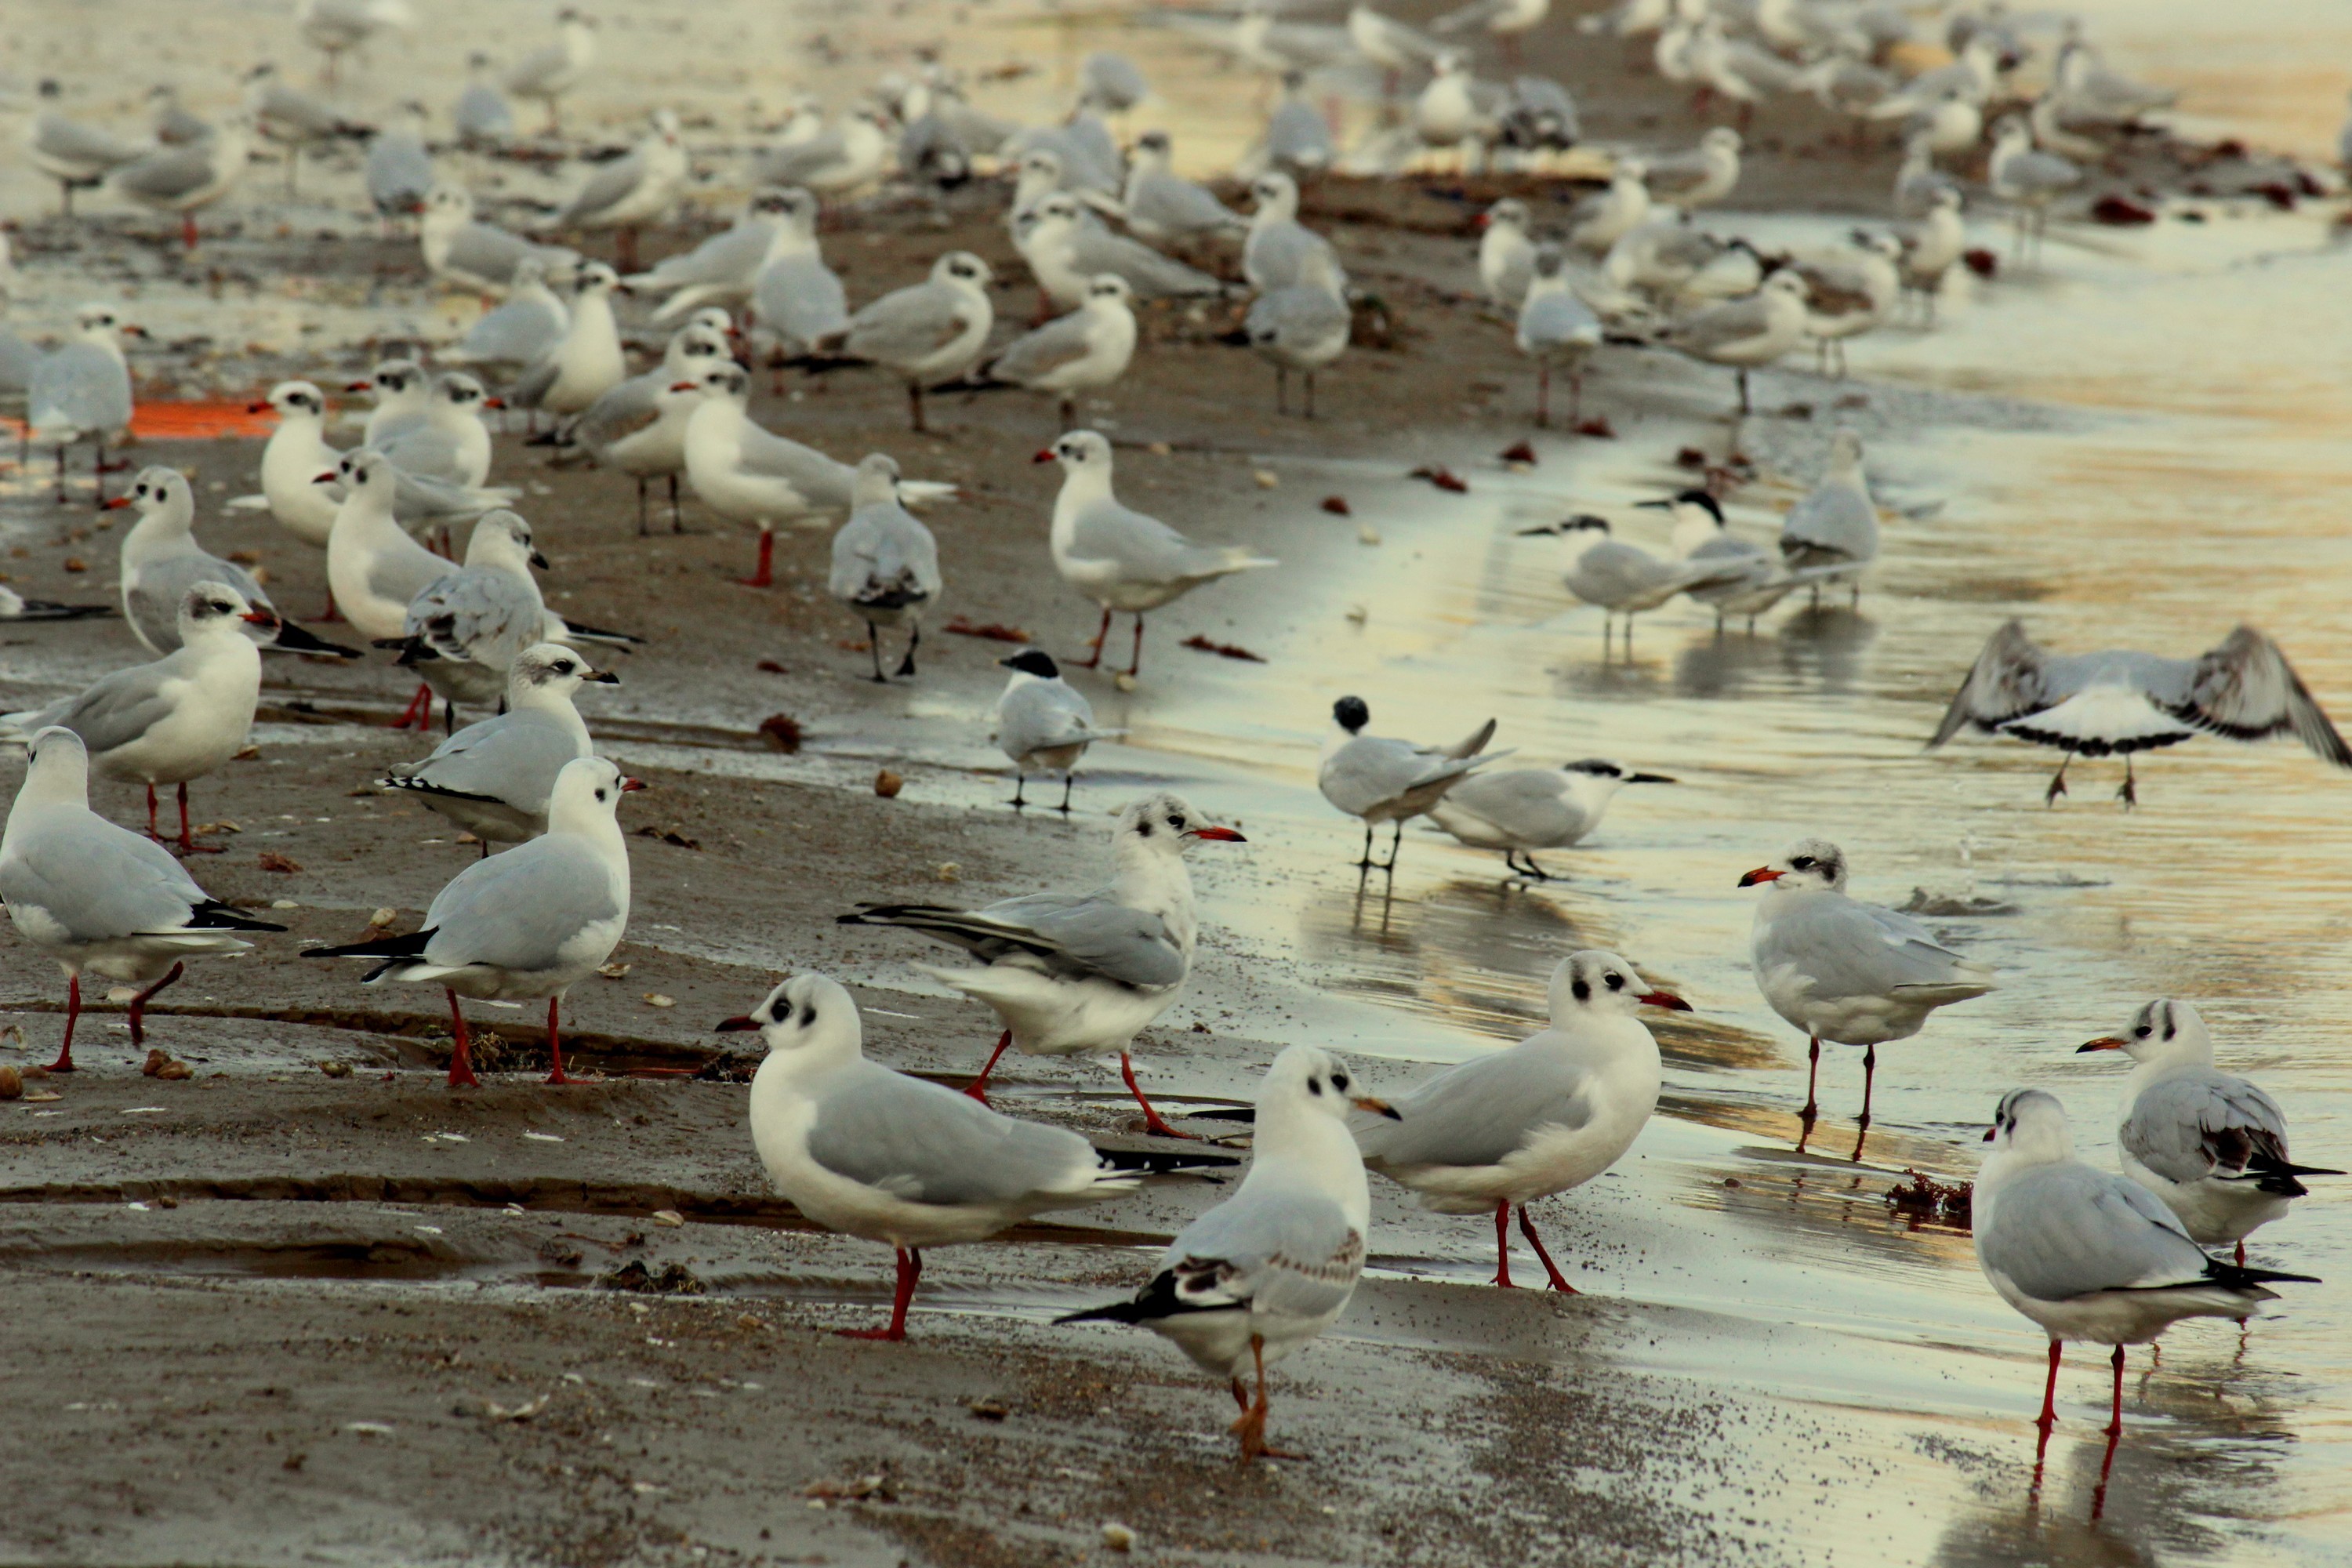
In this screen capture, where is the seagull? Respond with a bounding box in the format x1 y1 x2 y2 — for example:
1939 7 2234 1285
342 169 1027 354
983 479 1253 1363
566 321 737 533
304 757 641 1086
0 584 273 855
1319 697 1503 872
753 107 892 196
452 52 515 149
1778 429 1878 596
297 0 412 82
1251 72 1338 180
1928 621 2352 806
350 357 434 446
552 108 688 270
0 587 114 623
108 118 251 250
749 209 848 363
382 644 617 849
1435 0 1549 57
1739 838 1994 1159
1038 430 1278 677
390 510 564 721
1566 160 1650 255
325 448 479 727
1643 488 1839 630
1643 127 1742 210
245 64 370 196
1348 4 1443 96
242 381 343 552
1058 1043 1392 1461
1120 131 1247 244
1413 52 1507 170
1427 760 1674 879
1791 232 1900 377
25 79 147 216
509 262 629 421
504 6 598 136
837 793 1246 1138
805 252 994 434
677 364 955 589
110 466 356 657
445 256 570 374
365 101 434 220
0 727 284 1073
1988 115 2082 262
421 185 581 294
1243 172 1348 295
1973 1089 2318 1461
2078 1000 2341 1266
1893 132 1963 221
28 303 141 503
1477 198 1538 309
378 372 502 489
1014 194 1226 313
1899 187 1965 323
962 274 1138 433
1514 515 1751 647
993 649 1124 811
1515 247 1602 429
1079 52 1149 116
624 187 798 322
1659 270 1811 416
828 455 941 682
1358 951 1685 1288
724 972 1232 1341
1242 249 1352 419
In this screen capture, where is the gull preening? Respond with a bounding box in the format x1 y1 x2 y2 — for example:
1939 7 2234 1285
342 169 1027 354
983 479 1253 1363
1929 621 2352 806
1059 1043 1392 1462
1319 697 1503 873
0 728 285 1073
2078 1000 2340 1265
1357 951 1686 1290
837 793 1244 1138
725 972 1232 1341
1740 838 1994 1159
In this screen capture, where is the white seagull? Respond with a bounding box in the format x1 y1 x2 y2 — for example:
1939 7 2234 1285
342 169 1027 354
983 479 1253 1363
992 649 1125 812
808 252 994 434
827 455 942 682
1427 760 1674 880
110 466 355 658
382 644 615 849
1319 696 1503 872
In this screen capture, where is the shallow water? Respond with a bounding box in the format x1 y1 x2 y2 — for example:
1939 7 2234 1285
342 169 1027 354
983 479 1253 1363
7 2 2352 1562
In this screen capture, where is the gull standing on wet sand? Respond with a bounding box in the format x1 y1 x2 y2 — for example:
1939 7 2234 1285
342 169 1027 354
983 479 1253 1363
2078 1000 2340 1265
421 186 581 295
383 644 617 850
1477 198 1538 309
111 467 356 658
1661 270 1811 416
726 973 1235 1342
325 449 477 728
624 187 797 323
1514 514 1751 648
1358 951 1686 1289
964 274 1138 432
1120 131 1247 244
390 511 566 722
0 585 274 855
837 793 1246 1138
445 256 569 373
828 455 941 682
505 6 597 136
1039 431 1278 677
0 728 285 1073
1649 488 1838 632
1516 247 1602 428
242 381 343 553
378 372 503 490
1778 430 1878 599
304 757 641 1086
1740 839 1994 1159
108 119 250 250
1428 760 1674 880
808 252 994 434
509 262 629 423
1973 1089 2317 1465
552 109 689 272
1243 172 1348 296
1059 1044 1393 1462
1014 194 1226 313
566 320 737 534
28 304 141 501
1319 697 1504 873
1928 621 2352 806
993 649 1124 811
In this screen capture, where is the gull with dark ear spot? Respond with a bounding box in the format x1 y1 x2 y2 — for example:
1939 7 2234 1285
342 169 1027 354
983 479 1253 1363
1973 1089 2317 1472
1319 696 1507 875
383 644 617 851
1929 619 2352 808
113 466 360 658
1059 1044 1388 1463
804 251 995 434
727 972 1235 1343
993 649 1126 812
1739 837 1993 1161
2078 1000 2342 1266
837 793 1247 1138
305 757 642 1087
1357 951 1686 1291
1426 758 1673 880
0 583 274 855
1120 131 1247 244
0 728 285 1073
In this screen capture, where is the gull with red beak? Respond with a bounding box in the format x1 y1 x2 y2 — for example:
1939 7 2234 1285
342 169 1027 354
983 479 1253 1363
304 757 642 1087
723 972 1236 1342
1740 838 1993 1160
1973 1089 2317 1490
1356 950 1688 1291
2078 1000 2340 1265
837 793 1247 1138
0 584 275 855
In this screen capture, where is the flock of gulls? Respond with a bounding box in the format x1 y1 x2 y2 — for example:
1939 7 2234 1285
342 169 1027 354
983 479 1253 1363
0 0 2340 1485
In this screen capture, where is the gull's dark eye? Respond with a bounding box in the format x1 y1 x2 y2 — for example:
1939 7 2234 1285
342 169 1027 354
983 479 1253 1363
554 662 574 674
1331 1072 1349 1091
1166 814 1183 829
1605 972 1624 990
2135 1025 2151 1038
595 789 607 802
1307 1076 1323 1095
1571 978 1592 1002
1791 856 1814 871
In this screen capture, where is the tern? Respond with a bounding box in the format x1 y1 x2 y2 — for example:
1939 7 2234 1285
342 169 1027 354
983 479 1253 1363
1319 697 1504 873
1428 760 1673 880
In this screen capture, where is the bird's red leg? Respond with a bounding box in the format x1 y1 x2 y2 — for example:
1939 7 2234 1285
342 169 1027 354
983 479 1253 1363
47 975 81 1073
146 784 162 843
964 1030 1011 1103
1517 1204 1577 1294
1492 1198 1515 1288
1075 606 1112 669
318 589 342 622
838 1247 919 1341
445 989 480 1088
1120 1051 1194 1139
176 782 222 854
2035 1338 2062 1433
544 996 570 1084
738 525 775 588
125 961 185 1049
2104 1344 2125 1438
2235 1240 2246 1268
392 682 434 730
1230 1377 1250 1414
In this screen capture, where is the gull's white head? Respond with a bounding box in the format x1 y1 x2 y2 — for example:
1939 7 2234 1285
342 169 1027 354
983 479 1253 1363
932 250 993 289
1249 171 1300 219
1739 837 1848 894
178 580 275 641
1982 1087 2074 1163
716 971 862 1067
20 726 93 804
434 371 498 415
2079 999 2214 1068
1112 792 1246 857
851 452 902 507
1084 273 1134 309
1037 427 1114 478
546 754 644 834
325 447 398 500
465 509 545 569
255 379 327 422
1258 1042 1396 1123
110 466 194 528
507 641 615 703
1548 949 1690 1023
